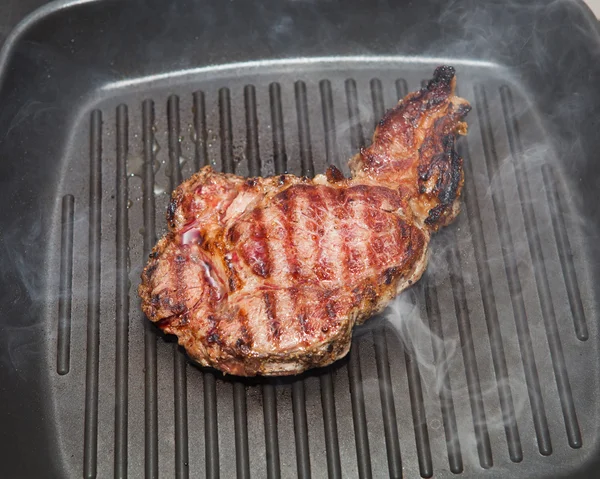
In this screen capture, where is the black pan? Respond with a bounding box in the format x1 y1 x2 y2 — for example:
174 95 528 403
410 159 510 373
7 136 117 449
0 0 598 477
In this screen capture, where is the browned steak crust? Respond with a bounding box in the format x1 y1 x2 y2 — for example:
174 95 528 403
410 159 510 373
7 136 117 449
139 66 470 376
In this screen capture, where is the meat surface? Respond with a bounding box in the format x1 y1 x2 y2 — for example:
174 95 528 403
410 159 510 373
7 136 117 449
139 66 471 376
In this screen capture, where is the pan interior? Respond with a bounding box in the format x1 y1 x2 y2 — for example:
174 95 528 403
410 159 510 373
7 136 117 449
39 59 599 478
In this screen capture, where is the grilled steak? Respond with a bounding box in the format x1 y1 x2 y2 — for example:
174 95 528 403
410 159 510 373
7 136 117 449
139 66 470 376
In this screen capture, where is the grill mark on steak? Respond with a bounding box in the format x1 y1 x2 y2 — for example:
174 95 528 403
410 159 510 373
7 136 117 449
274 189 302 282
302 286 322 337
144 261 159 284
264 198 298 289
320 187 349 284
263 291 280 342
247 208 271 278
288 286 307 342
270 195 305 341
383 266 399 285
227 225 241 244
356 195 375 274
325 164 345 183
392 218 411 272
363 203 395 271
363 279 379 306
418 112 465 225
206 315 221 345
224 253 238 292
305 187 336 282
288 190 315 280
297 312 309 337
394 217 426 278
173 251 187 320
236 308 253 352
138 66 470 376
339 226 353 288
323 291 338 333
276 288 303 348
363 215 378 272
329 188 357 281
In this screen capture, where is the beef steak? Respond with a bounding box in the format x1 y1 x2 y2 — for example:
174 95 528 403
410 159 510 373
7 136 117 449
139 66 470 376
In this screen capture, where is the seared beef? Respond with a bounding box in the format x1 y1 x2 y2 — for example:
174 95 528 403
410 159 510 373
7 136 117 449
139 66 470 376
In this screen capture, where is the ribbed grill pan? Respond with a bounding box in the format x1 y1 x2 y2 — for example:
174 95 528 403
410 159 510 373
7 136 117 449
0 1 598 478
47 64 596 478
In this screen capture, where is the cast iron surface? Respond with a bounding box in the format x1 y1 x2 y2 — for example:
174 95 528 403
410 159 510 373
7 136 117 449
0 0 599 478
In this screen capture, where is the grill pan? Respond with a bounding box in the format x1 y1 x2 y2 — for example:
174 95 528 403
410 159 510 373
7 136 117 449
0 0 599 477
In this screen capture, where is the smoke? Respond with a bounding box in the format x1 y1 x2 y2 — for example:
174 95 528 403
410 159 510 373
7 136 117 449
0 1 597 476
386 290 459 396
332 17 597 464
0 199 85 375
382 288 531 470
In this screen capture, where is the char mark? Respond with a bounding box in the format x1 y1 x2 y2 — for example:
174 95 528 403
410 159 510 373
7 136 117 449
249 208 271 278
143 261 158 280
384 266 399 285
456 102 472 116
228 226 241 244
419 123 464 228
326 301 337 321
428 66 455 88
170 248 188 318
297 313 309 336
424 204 446 227
363 281 378 305
264 291 280 340
225 254 238 292
398 220 415 256
275 188 292 215
206 315 221 345
325 165 345 183
426 65 456 104
235 310 253 352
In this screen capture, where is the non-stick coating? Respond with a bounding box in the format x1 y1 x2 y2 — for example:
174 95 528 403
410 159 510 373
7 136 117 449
0 1 599 478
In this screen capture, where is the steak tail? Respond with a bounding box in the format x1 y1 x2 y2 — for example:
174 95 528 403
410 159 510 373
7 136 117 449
349 66 471 230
